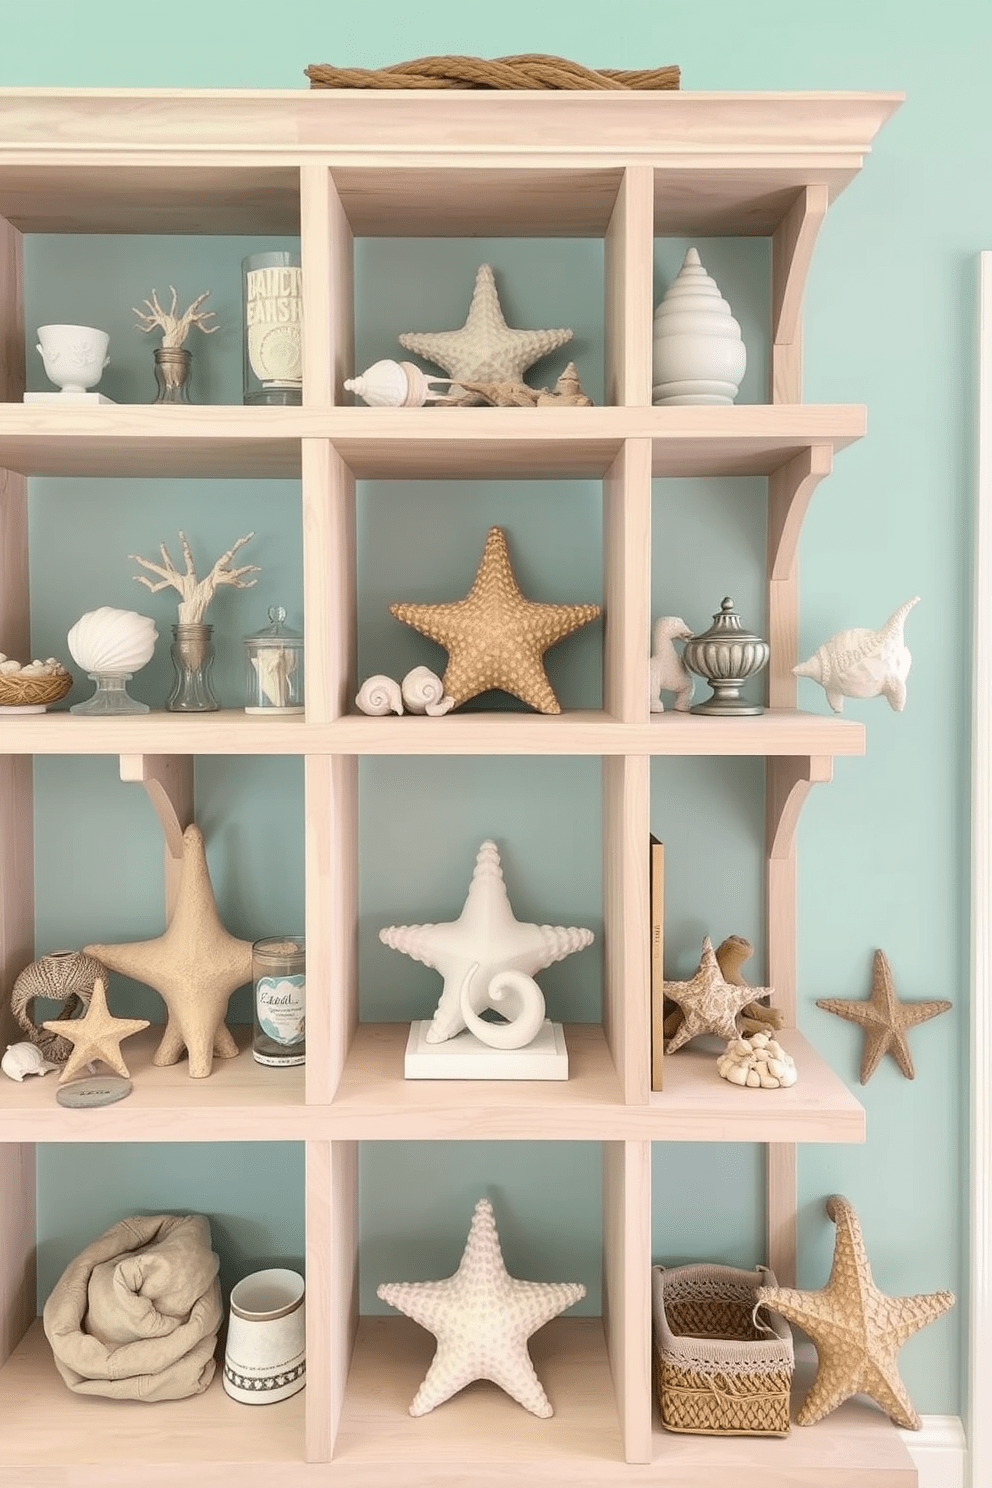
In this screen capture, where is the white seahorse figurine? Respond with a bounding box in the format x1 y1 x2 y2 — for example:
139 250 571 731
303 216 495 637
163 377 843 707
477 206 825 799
649 616 695 712
792 596 920 713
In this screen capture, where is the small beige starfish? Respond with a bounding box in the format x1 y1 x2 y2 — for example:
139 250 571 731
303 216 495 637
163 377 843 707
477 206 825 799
816 948 951 1083
390 526 600 714
757 1193 954 1428
663 935 772 1053
43 975 149 1084
398 263 573 387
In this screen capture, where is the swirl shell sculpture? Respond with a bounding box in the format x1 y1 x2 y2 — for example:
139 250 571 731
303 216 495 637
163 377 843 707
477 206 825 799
355 674 404 716
793 597 920 714
67 607 158 675
652 248 746 406
401 666 455 716
458 966 547 1050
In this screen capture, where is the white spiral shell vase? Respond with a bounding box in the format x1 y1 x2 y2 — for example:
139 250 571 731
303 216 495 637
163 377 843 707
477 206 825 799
67 607 158 675
652 248 747 406
355 674 404 715
458 964 547 1050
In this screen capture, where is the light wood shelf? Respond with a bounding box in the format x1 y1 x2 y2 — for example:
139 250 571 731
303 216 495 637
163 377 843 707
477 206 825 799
0 86 908 1485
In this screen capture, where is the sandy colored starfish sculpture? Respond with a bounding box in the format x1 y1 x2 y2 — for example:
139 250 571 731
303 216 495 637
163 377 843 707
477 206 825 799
42 976 149 1084
816 948 951 1083
85 824 253 1079
389 526 600 714
663 934 783 1044
663 935 773 1054
380 839 594 1044
757 1193 954 1428
398 263 573 389
377 1197 586 1418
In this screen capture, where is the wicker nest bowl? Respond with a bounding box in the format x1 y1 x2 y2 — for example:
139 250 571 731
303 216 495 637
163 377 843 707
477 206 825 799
0 670 73 709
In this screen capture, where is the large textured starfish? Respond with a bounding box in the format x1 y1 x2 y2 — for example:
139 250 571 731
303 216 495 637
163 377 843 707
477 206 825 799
663 935 772 1053
389 526 600 714
757 1193 954 1428
398 263 573 387
816 949 951 1083
380 839 593 1043
85 824 253 1079
377 1197 586 1418
42 975 149 1084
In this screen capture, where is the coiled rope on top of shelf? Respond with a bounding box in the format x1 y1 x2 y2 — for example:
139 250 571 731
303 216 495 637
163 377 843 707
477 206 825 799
305 53 680 91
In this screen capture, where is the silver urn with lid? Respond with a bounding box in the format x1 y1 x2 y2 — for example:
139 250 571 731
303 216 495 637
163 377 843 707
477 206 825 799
682 597 770 716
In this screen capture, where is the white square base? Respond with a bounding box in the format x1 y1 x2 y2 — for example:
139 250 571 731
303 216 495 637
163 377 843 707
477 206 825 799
404 1020 568 1080
23 391 116 404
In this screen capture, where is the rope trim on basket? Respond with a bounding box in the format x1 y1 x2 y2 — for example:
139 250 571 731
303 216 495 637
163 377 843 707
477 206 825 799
306 54 680 91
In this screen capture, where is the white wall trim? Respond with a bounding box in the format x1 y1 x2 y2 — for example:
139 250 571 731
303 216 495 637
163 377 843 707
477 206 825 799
900 1417 967 1488
969 251 992 1488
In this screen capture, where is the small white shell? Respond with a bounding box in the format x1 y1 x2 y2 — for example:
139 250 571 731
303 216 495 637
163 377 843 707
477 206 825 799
2 1042 60 1081
67 607 158 675
355 674 403 716
345 359 437 408
401 665 455 716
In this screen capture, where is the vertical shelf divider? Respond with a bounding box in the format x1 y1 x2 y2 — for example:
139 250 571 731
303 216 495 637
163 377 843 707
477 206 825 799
604 165 654 408
305 754 357 1106
604 439 652 724
602 755 650 1105
305 1138 359 1462
603 1139 652 1463
301 165 354 408
0 1146 35 1369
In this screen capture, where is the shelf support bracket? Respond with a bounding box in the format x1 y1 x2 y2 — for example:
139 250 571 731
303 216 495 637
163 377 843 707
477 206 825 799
118 754 193 919
770 183 828 404
767 443 833 707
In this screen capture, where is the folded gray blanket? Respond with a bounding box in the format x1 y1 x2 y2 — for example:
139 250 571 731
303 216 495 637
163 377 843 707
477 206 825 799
43 1213 223 1401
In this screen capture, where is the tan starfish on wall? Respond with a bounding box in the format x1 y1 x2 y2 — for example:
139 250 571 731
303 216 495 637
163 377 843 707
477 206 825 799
85 824 253 1079
389 526 601 714
816 948 951 1083
42 975 149 1084
757 1193 954 1429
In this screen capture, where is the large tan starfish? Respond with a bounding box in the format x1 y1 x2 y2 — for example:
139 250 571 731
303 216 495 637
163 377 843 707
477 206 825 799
389 526 600 714
816 948 951 1083
663 935 772 1053
43 975 149 1084
85 824 253 1079
398 263 573 387
757 1194 954 1428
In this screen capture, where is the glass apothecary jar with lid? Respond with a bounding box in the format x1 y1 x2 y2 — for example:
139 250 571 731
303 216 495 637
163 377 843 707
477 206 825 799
244 606 304 714
252 936 305 1067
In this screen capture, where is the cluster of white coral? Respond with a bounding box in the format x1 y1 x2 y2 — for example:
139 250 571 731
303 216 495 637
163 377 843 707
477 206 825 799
717 1031 798 1089
0 654 68 677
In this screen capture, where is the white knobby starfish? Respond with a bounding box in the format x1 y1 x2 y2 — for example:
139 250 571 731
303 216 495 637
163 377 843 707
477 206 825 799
377 1197 586 1417
398 263 573 386
379 840 594 1043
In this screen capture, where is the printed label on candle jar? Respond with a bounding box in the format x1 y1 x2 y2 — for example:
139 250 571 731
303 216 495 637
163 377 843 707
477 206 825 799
246 267 303 386
256 974 306 1046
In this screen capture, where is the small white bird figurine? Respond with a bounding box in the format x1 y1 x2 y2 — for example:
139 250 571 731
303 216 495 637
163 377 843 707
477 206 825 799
649 616 695 713
793 597 920 714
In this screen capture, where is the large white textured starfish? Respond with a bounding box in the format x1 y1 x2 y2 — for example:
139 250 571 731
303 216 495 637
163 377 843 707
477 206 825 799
398 263 573 385
379 840 594 1044
377 1197 586 1417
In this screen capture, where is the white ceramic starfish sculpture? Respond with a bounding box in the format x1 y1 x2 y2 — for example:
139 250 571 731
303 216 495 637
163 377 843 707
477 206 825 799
377 1197 586 1417
398 263 573 385
379 840 594 1043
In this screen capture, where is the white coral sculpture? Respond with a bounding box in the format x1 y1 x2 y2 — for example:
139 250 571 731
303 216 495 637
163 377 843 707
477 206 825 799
133 286 220 349
649 616 695 713
717 1032 797 1089
131 531 260 624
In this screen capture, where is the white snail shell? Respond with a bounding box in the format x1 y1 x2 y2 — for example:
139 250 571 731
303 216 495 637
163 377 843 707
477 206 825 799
2 1042 60 1081
345 359 437 408
401 665 455 716
355 674 404 716
458 964 547 1050
67 607 158 675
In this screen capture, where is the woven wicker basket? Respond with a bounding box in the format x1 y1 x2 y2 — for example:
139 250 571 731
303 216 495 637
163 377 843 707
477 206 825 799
0 670 72 710
651 1263 794 1437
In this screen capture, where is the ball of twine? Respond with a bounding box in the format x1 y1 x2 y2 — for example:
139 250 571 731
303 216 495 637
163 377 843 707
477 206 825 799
11 950 106 1063
306 54 680 92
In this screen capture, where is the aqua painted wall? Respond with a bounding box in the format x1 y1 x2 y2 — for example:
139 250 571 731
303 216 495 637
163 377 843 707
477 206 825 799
7 0 991 1418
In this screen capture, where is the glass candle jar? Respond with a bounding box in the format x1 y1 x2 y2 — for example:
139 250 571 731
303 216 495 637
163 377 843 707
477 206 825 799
252 936 305 1067
242 251 303 406
244 606 304 714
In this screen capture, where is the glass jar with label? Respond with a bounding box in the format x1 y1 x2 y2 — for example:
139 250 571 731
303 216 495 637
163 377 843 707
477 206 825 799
252 936 305 1067
242 250 303 406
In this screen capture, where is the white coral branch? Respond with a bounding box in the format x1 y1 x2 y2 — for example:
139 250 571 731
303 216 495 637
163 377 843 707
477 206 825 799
130 530 260 623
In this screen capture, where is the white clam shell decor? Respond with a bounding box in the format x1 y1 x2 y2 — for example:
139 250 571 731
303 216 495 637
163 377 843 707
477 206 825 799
652 248 747 406
717 1032 798 1089
2 1042 60 1081
67 607 158 676
401 666 456 716
792 597 920 714
345 359 447 408
355 674 404 716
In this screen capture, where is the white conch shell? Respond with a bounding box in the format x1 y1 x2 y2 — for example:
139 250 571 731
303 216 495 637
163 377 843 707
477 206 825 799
652 247 746 406
344 359 446 408
356 674 403 715
793 597 920 713
2 1042 59 1081
67 607 158 675
649 615 695 713
458 963 547 1049
401 665 456 716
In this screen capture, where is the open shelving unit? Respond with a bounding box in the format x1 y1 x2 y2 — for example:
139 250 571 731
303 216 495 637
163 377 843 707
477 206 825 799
0 87 917 1485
